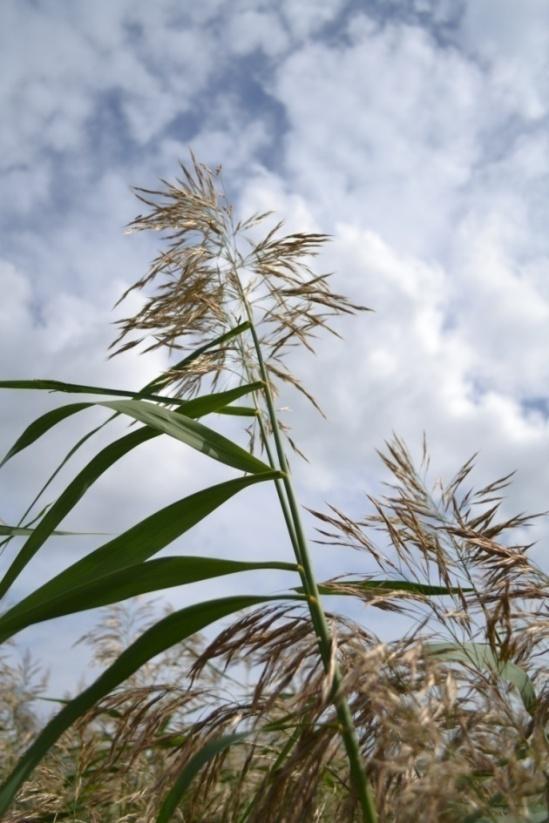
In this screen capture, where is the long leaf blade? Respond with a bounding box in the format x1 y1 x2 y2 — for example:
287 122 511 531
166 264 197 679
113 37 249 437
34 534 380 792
101 399 271 474
298 579 472 596
216 405 258 418
0 383 261 468
0 524 104 538
0 594 301 816
0 385 267 598
156 732 249 822
0 473 280 642
0 403 93 468
0 378 186 402
0 549 291 641
173 383 262 420
0 426 155 599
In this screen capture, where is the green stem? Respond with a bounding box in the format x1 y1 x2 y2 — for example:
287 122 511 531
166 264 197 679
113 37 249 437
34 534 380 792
239 294 378 823
234 328 300 556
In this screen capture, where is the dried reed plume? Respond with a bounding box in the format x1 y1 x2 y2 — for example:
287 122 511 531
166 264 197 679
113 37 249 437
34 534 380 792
111 152 368 428
3 440 547 821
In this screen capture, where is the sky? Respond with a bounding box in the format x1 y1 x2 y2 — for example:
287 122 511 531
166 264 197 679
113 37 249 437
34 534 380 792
1 0 549 699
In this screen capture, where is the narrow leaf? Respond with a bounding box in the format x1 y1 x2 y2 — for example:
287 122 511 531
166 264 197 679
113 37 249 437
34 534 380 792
0 403 93 468
156 732 249 822
0 473 280 642
143 321 251 393
174 383 262 420
0 595 302 816
0 383 261 468
216 405 258 417
101 399 271 474
0 388 267 598
0 379 188 403
0 427 155 599
305 579 473 597
0 553 294 640
0 412 119 556
0 524 104 538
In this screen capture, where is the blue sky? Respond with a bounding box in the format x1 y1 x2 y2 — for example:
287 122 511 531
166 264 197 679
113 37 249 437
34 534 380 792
1 0 549 697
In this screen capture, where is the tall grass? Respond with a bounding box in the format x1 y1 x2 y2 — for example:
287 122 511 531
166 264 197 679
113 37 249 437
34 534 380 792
0 156 547 821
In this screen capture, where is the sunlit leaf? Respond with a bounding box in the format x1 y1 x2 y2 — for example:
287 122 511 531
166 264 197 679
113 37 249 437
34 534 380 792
0 382 262 468
100 398 271 474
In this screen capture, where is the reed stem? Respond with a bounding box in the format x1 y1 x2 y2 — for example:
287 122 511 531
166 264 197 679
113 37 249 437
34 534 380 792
238 289 378 823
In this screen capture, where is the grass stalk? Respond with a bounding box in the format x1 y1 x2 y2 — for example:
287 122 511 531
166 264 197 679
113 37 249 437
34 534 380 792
238 288 378 823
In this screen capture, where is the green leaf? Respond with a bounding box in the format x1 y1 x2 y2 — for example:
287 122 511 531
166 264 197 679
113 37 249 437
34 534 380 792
0 552 294 640
0 385 268 599
299 579 472 597
0 594 302 816
425 642 537 715
156 731 250 822
0 427 155 600
0 378 189 403
216 405 258 417
173 383 262 420
143 321 251 394
0 383 260 557
0 383 262 469
0 402 94 468
0 473 280 641
0 412 120 558
0 524 104 538
101 399 271 474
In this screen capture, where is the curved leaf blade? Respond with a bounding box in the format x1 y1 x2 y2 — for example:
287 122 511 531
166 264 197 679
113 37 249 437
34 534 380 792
0 387 267 599
156 732 249 822
0 552 293 641
216 405 258 417
174 383 262 420
0 383 261 469
0 378 186 402
102 399 271 474
307 579 472 597
0 412 120 557
0 473 280 642
0 426 156 599
0 594 302 816
0 402 93 468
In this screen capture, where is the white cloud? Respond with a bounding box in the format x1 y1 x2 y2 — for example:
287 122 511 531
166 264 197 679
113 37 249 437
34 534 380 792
227 9 289 56
2 0 549 700
280 0 348 39
459 0 549 119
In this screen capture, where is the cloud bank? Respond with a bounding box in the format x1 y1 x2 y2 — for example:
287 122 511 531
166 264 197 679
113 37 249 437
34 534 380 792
1 0 548 695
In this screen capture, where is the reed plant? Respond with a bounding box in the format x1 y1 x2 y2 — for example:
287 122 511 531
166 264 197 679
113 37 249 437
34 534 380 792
0 156 547 821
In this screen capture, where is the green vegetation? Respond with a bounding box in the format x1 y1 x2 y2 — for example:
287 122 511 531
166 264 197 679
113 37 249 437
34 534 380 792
0 157 547 821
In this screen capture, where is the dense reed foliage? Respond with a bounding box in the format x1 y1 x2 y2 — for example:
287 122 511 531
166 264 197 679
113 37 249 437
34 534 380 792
0 157 547 821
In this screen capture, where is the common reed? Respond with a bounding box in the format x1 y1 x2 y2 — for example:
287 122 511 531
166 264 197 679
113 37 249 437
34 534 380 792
0 157 546 821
